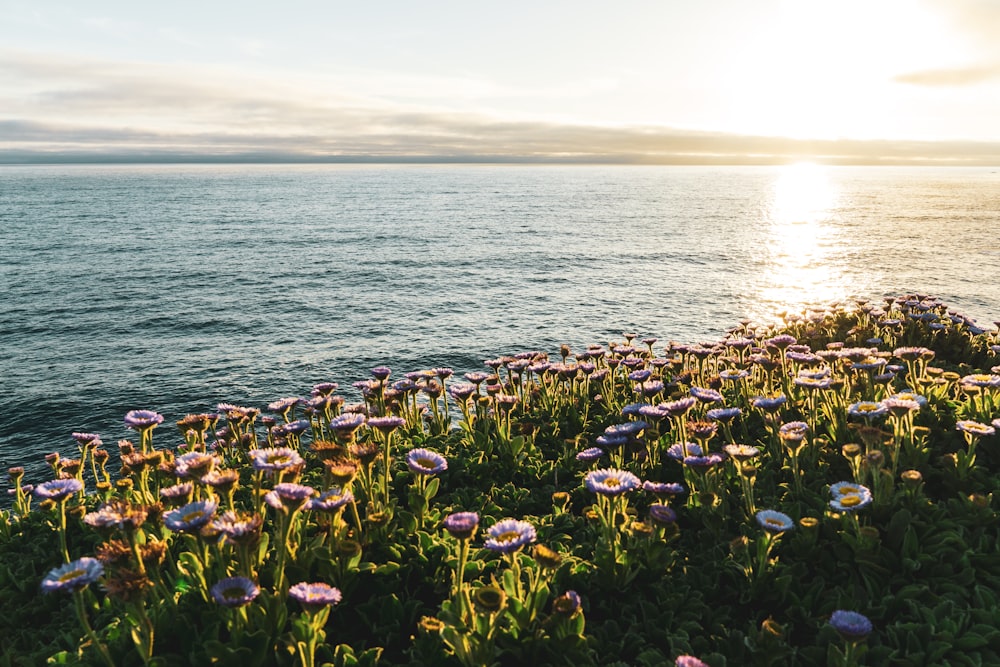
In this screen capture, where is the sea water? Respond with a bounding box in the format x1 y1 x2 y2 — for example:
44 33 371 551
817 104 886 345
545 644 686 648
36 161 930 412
2 164 998 479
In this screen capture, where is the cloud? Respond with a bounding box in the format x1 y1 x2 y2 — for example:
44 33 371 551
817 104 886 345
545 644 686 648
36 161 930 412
894 63 1000 87
2 49 1000 165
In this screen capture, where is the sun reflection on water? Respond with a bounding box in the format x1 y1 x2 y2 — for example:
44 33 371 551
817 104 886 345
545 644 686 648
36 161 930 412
757 162 848 323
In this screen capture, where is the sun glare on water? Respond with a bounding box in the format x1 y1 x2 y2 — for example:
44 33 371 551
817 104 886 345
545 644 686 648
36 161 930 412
758 162 848 322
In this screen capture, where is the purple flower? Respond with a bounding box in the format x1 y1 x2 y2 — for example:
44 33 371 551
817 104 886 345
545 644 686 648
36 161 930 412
442 511 480 540
778 421 809 443
289 582 342 610
264 483 316 511
956 420 995 438
666 442 703 460
164 499 218 532
847 402 888 421
33 478 83 502
706 407 741 422
552 590 582 616
71 432 102 446
642 480 685 496
752 395 787 412
648 504 678 526
690 387 723 404
756 509 794 534
448 383 478 402
663 396 698 417
249 447 304 473
330 413 367 434
211 576 260 607
766 334 797 349
41 557 104 594
676 657 709 667
576 447 604 463
584 468 641 496
484 518 536 554
829 610 873 640
371 366 392 380
367 415 406 433
124 409 164 430
406 448 448 475
267 397 301 414
724 444 759 460
211 510 263 542
307 487 354 512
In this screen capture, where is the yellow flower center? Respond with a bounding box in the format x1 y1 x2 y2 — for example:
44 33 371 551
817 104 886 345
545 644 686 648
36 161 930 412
58 568 86 583
839 494 862 507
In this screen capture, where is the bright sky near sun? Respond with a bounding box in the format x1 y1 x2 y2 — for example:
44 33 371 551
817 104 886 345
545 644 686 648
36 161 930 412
2 0 1000 163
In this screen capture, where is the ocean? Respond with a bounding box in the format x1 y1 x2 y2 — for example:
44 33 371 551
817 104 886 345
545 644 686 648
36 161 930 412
2 163 999 481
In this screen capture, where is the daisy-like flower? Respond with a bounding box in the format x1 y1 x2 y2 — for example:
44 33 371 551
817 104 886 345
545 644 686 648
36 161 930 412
448 383 477 402
666 442 703 461
881 397 921 416
211 576 260 607
83 500 148 531
663 396 698 417
484 518 537 554
442 511 480 540
766 334 797 350
41 557 104 594
367 416 406 434
889 390 928 408
174 451 218 478
829 610 873 640
406 448 448 475
683 454 725 470
829 489 873 513
248 447 304 473
648 504 678 526
584 468 641 496
264 483 316 511
576 447 604 463
960 374 1000 389
690 387 723 404
956 420 996 438
642 481 685 496
675 657 709 667
164 499 218 532
830 482 869 498
756 509 795 534
719 368 751 382
893 346 932 361
724 444 760 460
706 407 742 422
124 410 164 430
71 432 102 446
330 413 367 435
289 582 343 611
33 478 83 502
552 590 582 617
847 402 888 421
778 421 809 443
307 487 354 512
604 422 648 439
160 482 194 505
752 395 787 412
211 510 263 544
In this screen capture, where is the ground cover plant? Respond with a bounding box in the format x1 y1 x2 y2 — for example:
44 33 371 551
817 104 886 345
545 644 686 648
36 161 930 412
3 294 1000 666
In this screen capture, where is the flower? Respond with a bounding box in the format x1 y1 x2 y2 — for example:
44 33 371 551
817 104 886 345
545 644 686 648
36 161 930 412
330 413 367 436
174 451 218 478
642 481 685 496
829 484 873 512
648 504 678 526
666 442 703 460
956 420 996 438
442 511 480 540
756 510 795 534
552 590 582 616
41 557 104 594
211 511 263 544
778 421 809 443
248 447 304 473
211 576 260 607
829 482 868 498
406 448 448 475
576 447 604 463
847 401 888 421
83 500 147 531
675 657 709 667
829 610 873 640
307 487 354 512
584 468 641 496
124 409 164 430
289 582 343 611
264 483 316 511
724 444 760 460
706 407 741 422
752 394 787 412
33 478 83 502
690 387 723 403
484 518 536 554
164 499 218 532
367 415 406 433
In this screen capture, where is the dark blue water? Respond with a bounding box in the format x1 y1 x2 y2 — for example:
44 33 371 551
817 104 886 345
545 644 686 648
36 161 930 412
2 164 999 481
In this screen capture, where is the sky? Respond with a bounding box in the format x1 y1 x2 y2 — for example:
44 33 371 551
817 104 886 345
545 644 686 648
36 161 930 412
2 0 1000 164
